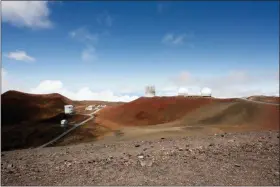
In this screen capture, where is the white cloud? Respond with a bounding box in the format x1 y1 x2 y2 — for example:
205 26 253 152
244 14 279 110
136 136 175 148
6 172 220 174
97 11 113 27
69 27 98 44
2 1 52 29
5 50 36 62
29 80 139 102
30 80 63 93
81 46 98 62
162 33 186 45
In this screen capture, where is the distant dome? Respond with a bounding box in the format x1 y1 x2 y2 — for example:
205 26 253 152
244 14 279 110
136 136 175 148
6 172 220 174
178 87 188 96
200 87 212 97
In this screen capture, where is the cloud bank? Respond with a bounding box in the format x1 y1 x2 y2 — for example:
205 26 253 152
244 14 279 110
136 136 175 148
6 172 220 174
30 80 139 102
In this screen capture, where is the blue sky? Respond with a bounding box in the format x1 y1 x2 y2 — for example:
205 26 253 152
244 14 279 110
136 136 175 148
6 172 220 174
2 1 279 101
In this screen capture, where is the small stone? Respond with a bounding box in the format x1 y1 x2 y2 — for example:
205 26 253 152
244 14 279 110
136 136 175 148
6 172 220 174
161 137 165 140
139 160 146 167
277 135 279 138
221 134 225 137
234 164 241 167
146 161 153 167
228 140 235 143
135 144 140 148
109 156 113 159
143 148 148 151
66 163 72 167
274 171 279 176
178 148 183 151
7 164 13 169
209 143 214 146
138 155 144 159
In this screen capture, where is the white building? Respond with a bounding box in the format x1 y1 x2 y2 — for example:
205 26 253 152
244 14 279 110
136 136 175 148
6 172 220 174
178 87 188 96
85 105 93 111
200 87 212 97
60 119 68 127
64 105 74 115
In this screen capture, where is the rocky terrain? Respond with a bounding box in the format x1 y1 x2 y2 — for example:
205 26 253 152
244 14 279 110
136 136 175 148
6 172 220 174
1 131 279 186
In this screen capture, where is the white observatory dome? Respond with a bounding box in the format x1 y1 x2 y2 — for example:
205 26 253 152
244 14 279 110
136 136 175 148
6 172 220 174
200 87 212 97
178 87 188 96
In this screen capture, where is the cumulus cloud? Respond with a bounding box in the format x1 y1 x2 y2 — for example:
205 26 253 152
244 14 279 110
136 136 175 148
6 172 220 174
30 80 139 102
97 11 113 27
2 1 52 29
5 50 36 62
162 33 186 45
81 45 98 62
30 80 63 93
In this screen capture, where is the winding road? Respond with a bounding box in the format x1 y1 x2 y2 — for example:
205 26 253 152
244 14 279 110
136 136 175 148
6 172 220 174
38 107 103 148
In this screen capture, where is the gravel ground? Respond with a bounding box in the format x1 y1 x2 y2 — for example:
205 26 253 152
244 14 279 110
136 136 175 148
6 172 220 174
1 131 279 186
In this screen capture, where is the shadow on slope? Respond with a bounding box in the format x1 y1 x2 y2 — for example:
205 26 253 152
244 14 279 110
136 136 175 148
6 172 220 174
1 90 73 125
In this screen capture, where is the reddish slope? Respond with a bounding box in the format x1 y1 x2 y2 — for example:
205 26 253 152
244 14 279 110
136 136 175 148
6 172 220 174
247 95 280 104
1 90 73 125
96 96 237 127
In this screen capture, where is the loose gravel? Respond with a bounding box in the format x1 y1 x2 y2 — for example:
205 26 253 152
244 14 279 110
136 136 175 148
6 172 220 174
1 131 279 186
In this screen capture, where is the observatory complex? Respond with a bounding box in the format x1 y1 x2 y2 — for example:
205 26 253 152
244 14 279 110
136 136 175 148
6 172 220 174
144 85 212 97
145 86 156 97
178 87 188 96
177 87 212 97
200 87 212 97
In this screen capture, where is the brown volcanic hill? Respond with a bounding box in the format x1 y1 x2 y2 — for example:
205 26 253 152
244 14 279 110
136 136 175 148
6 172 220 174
177 100 279 130
247 95 280 104
1 90 73 125
96 96 237 127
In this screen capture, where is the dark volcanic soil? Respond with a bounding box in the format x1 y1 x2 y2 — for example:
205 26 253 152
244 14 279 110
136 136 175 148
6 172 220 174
1 90 73 125
1 131 279 186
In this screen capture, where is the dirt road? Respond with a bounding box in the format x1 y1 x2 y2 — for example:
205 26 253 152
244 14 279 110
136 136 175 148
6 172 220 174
38 108 102 148
1 131 279 186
